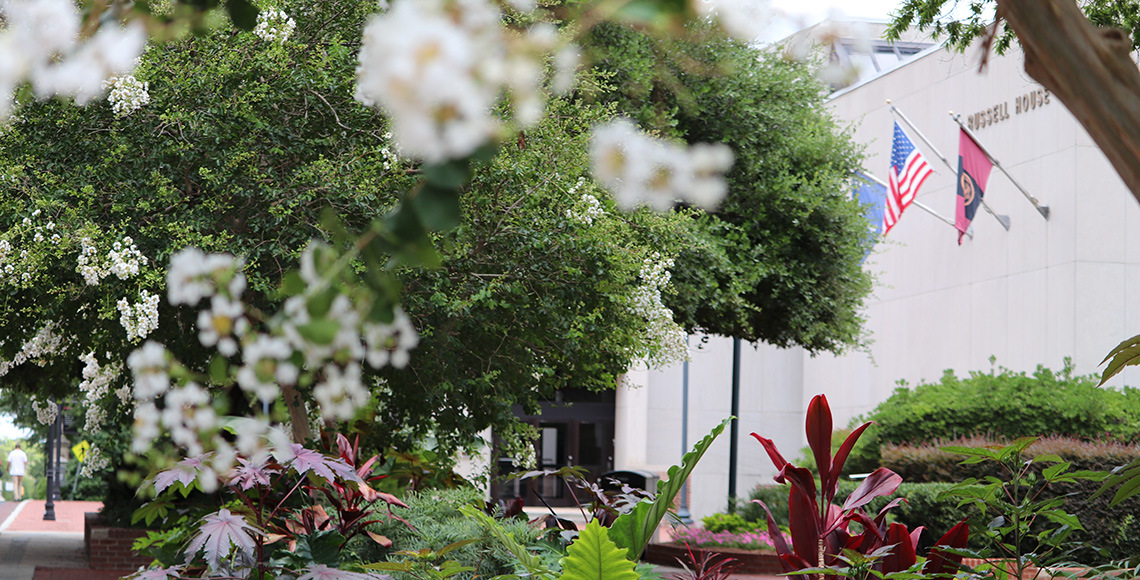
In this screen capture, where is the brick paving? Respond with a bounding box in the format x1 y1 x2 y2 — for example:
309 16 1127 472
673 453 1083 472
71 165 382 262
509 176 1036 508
0 499 138 580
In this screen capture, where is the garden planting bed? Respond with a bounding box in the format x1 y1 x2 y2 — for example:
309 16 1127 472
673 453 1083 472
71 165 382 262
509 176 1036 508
643 542 783 575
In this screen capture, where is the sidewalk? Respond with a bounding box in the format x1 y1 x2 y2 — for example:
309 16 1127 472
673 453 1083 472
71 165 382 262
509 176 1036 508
0 500 132 580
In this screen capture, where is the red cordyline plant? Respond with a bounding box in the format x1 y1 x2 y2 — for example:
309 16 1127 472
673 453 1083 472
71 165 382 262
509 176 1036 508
750 394 969 580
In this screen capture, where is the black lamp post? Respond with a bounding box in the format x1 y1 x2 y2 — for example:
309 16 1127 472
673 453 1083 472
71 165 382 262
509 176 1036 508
43 402 60 521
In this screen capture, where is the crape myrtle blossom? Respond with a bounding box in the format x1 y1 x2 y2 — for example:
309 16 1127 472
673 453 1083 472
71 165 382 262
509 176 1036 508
104 74 150 117
253 8 297 43
590 118 734 211
629 254 688 366
354 0 579 163
0 0 146 117
118 290 161 342
128 245 420 468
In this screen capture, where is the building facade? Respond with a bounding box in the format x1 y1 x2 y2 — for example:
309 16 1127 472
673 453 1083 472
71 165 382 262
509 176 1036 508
620 35 1140 521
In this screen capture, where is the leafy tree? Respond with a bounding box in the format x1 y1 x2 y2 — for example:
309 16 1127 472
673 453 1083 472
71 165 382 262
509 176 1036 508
587 24 873 352
0 0 690 460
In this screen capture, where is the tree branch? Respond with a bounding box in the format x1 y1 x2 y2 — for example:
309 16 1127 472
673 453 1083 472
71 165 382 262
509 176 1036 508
999 0 1140 205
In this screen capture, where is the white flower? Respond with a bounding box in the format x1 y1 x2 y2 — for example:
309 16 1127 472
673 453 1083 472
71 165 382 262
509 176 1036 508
590 118 734 211
313 362 367 421
128 341 170 401
167 248 244 305
237 334 296 403
697 0 771 43
363 307 419 369
253 8 296 43
197 295 247 356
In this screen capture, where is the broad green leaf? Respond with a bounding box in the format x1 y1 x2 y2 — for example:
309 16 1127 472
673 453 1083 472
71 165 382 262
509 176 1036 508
558 520 639 580
1099 333 1140 385
226 0 259 30
413 184 462 232
609 418 729 562
209 354 229 384
296 319 340 345
1041 462 1071 481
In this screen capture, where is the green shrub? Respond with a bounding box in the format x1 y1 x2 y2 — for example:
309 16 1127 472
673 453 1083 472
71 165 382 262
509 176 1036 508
700 512 757 534
845 360 1140 473
366 487 558 580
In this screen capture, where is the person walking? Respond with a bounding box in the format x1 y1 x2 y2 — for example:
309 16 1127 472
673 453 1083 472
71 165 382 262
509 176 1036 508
7 444 27 501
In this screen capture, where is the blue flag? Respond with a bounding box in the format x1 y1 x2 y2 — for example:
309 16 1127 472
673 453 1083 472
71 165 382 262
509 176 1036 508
854 171 887 247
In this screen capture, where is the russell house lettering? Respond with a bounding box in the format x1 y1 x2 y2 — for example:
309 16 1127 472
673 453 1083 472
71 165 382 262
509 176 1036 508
967 88 1051 131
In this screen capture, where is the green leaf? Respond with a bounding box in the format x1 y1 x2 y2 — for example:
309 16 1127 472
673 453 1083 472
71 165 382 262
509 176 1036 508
609 418 729 562
413 184 462 232
364 562 414 572
306 287 337 318
423 162 470 189
558 520 639 580
296 319 340 345
1099 332 1140 385
458 506 555 579
294 531 344 566
226 0 259 30
320 207 354 247
209 355 229 384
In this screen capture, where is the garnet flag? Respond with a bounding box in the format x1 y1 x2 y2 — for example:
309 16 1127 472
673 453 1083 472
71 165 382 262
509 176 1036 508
955 129 994 244
886 122 933 235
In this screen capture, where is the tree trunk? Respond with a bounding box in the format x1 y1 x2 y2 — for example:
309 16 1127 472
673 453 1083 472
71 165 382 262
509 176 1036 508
282 383 312 443
998 0 1140 206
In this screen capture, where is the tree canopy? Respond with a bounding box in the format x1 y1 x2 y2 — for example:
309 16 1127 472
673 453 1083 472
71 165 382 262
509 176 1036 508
588 24 873 352
0 0 692 460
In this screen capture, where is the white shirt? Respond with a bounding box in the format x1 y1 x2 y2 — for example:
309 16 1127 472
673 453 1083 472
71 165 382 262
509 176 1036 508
7 448 27 476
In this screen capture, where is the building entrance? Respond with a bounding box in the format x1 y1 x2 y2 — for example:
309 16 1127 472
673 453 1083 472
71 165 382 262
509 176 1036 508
492 390 615 507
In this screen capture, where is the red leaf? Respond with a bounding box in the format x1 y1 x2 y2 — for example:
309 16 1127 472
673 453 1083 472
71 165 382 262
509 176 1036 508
750 433 788 472
752 499 793 557
788 484 822 566
826 421 872 501
805 395 833 501
840 468 902 512
881 523 917 574
873 497 907 528
923 520 969 577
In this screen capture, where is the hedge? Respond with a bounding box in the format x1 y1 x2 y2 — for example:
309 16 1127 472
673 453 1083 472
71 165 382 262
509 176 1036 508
844 361 1140 474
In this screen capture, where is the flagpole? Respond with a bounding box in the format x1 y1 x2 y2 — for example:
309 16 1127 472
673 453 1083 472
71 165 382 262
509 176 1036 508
949 111 1050 220
887 100 1012 232
860 172 972 239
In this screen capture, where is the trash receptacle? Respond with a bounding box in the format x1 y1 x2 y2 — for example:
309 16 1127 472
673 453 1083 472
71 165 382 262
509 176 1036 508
600 470 659 493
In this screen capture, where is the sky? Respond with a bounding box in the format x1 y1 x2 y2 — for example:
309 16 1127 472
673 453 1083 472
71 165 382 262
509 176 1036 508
761 0 910 41
0 415 32 441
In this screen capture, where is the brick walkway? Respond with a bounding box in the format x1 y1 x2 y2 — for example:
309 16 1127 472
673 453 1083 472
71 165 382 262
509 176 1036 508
0 500 136 580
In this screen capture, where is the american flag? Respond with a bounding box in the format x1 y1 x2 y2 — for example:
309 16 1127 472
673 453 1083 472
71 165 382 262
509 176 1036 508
885 122 933 235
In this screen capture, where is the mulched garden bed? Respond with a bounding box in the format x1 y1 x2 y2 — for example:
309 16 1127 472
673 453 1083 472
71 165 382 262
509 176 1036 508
643 542 783 575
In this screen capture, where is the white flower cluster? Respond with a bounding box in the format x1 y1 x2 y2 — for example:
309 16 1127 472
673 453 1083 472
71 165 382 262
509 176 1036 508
628 254 688 367
0 322 65 378
79 352 122 433
129 243 422 465
163 382 217 456
128 341 172 453
591 118 735 211
79 445 109 478
0 0 146 118
568 193 605 226
104 74 150 117
77 236 149 286
167 248 246 306
253 8 296 43
118 290 161 342
30 396 58 426
355 0 575 162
